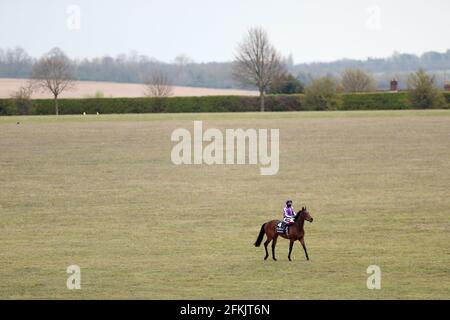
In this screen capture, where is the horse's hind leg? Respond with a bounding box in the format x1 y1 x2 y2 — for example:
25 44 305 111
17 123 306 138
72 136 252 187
263 238 271 260
288 240 294 261
271 236 278 261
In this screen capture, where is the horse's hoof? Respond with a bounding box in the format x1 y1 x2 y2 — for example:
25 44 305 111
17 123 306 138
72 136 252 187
264 256 268 260
273 258 277 261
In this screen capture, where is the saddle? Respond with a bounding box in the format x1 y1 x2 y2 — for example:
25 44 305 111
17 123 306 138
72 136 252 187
276 221 289 234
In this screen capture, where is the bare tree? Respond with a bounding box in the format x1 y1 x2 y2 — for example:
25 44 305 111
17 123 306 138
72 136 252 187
233 27 285 111
143 68 173 97
10 82 34 115
341 68 376 93
31 48 76 115
173 54 194 84
3 47 33 77
174 54 194 67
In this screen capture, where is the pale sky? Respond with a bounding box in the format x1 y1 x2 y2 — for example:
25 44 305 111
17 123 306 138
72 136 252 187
0 0 449 63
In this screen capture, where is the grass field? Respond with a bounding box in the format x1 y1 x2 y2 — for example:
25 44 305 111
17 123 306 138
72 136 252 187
0 110 449 299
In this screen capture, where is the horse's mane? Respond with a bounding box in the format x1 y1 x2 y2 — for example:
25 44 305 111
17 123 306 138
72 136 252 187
294 207 305 222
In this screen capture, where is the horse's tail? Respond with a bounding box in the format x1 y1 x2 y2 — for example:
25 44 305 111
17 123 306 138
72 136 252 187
254 223 267 247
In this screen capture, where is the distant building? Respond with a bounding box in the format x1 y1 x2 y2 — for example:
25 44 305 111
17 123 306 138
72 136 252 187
390 79 398 92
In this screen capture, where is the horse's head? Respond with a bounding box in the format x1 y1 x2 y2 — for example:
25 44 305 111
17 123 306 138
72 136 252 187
296 206 313 223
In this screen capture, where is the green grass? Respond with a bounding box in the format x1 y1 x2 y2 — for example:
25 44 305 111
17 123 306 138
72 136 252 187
0 110 449 299
1 109 450 125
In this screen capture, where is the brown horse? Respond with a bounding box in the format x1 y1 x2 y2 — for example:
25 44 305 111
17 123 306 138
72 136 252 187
254 207 313 261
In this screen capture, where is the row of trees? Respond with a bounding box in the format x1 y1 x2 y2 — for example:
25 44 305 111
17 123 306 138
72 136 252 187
2 45 450 91
291 50 450 77
0 47 238 89
301 69 446 110
232 27 448 111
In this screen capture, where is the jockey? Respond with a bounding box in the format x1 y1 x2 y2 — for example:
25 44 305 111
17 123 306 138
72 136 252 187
283 199 296 234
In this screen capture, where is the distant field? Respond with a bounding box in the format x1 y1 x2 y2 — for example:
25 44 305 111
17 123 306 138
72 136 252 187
0 110 449 299
0 78 258 98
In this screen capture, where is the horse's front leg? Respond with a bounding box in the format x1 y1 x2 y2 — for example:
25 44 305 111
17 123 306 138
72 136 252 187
288 240 294 261
299 238 309 260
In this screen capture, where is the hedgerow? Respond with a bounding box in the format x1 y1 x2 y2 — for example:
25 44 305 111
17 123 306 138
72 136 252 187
0 92 448 115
